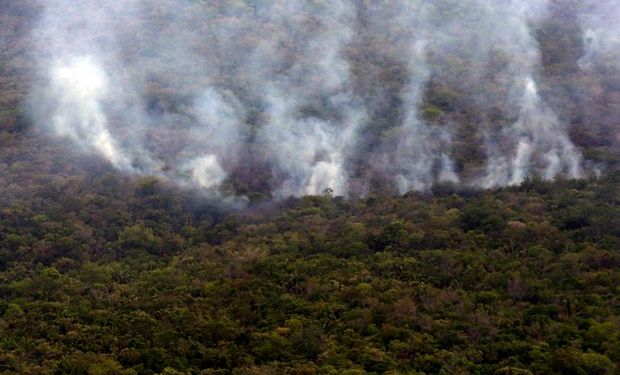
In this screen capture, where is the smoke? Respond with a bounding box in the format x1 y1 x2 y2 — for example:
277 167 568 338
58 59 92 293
47 56 134 171
483 76 583 186
31 1 153 174
249 1 365 197
366 1 459 194
30 0 242 198
28 0 597 200
578 0 620 70
360 0 583 191
575 0 620 154
414 0 583 187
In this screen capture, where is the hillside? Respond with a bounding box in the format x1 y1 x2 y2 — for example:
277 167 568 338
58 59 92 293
1 0 620 374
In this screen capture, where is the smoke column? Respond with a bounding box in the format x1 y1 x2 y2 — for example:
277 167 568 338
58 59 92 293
476 1 583 187
47 56 133 171
366 1 459 194
575 0 620 153
30 0 243 195
413 0 583 187
31 1 152 173
249 1 364 197
28 0 592 199
578 0 620 70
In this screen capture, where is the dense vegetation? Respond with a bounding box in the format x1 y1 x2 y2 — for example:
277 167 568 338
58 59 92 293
1 1 620 374
0 171 619 374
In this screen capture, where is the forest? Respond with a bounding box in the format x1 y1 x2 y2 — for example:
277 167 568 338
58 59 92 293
1 0 620 374
1 167 619 374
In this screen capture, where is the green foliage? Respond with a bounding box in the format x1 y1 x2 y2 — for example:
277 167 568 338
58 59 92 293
0 173 618 373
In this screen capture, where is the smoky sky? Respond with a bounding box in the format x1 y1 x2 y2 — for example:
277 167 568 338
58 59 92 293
27 0 616 200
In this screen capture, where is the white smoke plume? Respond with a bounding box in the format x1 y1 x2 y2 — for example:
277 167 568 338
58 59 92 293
575 0 620 154
30 0 242 196
366 0 459 194
47 56 133 171
482 76 583 187
482 1 583 187
578 0 620 70
31 0 155 174
27 0 594 200
250 1 365 197
415 0 583 187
